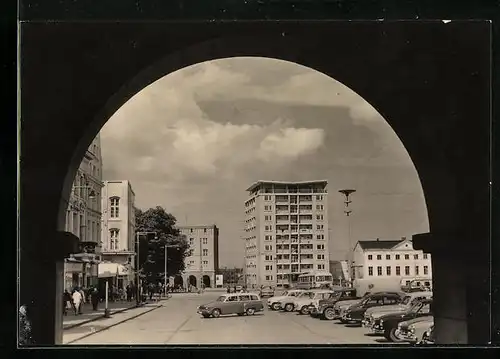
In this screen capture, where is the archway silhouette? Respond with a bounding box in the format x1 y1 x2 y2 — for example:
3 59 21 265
188 275 197 288
173 275 183 288
19 25 490 345
202 275 211 288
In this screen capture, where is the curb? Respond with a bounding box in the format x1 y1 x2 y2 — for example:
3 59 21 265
63 305 139 330
65 303 163 344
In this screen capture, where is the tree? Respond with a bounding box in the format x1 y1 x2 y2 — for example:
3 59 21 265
135 206 190 284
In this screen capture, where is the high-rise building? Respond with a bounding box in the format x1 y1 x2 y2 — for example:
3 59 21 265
244 180 330 288
100 180 136 288
64 134 103 290
177 225 220 289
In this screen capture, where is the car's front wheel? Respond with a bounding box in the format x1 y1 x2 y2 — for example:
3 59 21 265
271 303 281 311
284 303 294 312
246 307 256 315
300 306 309 315
385 327 403 342
323 308 335 320
211 308 221 318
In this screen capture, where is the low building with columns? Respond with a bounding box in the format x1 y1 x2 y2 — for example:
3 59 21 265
177 225 220 289
63 134 103 290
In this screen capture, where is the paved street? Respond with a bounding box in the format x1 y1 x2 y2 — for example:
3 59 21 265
68 292 396 345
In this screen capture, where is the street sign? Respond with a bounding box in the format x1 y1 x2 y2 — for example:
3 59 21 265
215 274 224 286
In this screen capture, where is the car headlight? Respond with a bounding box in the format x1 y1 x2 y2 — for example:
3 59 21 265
409 325 415 333
397 323 402 329
379 319 384 325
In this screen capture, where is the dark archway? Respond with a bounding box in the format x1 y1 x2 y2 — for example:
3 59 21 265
188 275 197 288
202 275 211 288
173 275 183 288
20 22 490 345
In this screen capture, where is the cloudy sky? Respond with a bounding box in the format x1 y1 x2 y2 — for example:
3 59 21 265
101 57 429 267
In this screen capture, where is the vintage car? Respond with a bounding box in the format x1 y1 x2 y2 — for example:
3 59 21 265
362 291 433 328
341 292 405 324
309 288 360 320
369 299 433 342
280 290 319 312
293 290 335 315
197 293 264 318
333 296 367 320
258 286 275 298
267 289 304 311
396 316 434 344
418 324 435 344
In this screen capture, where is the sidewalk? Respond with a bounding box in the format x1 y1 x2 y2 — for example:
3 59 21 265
63 300 138 330
63 301 163 345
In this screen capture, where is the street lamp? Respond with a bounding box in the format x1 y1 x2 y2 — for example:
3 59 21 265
339 189 356 285
135 231 157 306
164 243 182 297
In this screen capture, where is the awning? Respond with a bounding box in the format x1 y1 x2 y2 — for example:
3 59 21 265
98 262 129 278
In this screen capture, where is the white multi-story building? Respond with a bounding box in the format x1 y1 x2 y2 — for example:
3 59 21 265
99 180 136 288
64 134 104 289
244 180 330 288
352 237 432 284
177 225 220 289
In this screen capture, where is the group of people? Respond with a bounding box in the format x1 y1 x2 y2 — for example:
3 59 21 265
62 287 100 316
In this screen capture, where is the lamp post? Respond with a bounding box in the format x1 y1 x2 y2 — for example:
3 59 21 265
135 231 157 306
338 189 356 285
164 243 182 297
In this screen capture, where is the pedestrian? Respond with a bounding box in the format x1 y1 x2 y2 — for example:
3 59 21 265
72 288 83 315
148 283 154 301
91 287 99 311
78 287 86 314
63 290 71 316
126 284 132 302
226 285 231 294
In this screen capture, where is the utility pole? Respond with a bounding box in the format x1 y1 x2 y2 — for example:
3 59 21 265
339 189 356 285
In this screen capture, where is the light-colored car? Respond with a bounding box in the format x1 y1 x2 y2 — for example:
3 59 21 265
293 290 335 315
259 286 275 298
267 289 304 311
395 316 434 344
280 290 318 312
362 291 433 328
197 293 264 318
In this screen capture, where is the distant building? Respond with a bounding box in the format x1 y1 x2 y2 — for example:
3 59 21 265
64 134 103 290
217 267 244 285
243 180 330 288
100 180 136 288
329 260 346 283
177 225 220 288
352 237 432 285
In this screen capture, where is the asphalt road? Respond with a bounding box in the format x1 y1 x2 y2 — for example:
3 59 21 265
69 292 396 345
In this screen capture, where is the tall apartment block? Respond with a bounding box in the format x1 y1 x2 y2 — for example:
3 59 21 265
244 180 330 288
177 225 220 289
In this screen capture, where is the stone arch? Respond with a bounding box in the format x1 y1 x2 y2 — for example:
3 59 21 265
173 275 183 288
202 275 211 288
188 275 197 288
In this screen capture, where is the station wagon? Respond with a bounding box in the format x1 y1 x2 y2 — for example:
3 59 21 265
197 293 264 318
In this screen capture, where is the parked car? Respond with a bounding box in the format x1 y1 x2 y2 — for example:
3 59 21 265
362 291 433 328
197 293 264 318
333 295 368 320
259 286 275 298
397 317 434 344
235 285 243 291
418 324 435 344
341 292 405 324
294 290 335 315
309 288 360 320
267 289 304 311
369 299 433 342
280 290 318 312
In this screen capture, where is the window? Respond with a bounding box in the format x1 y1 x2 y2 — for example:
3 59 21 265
239 295 251 301
317 244 324 250
376 254 382 260
265 255 273 261
316 215 324 220
202 238 208 244
265 215 272 221
204 228 207 233
227 296 238 302
383 296 399 305
316 234 325 240
415 266 419 276
395 254 400 260
396 266 401 275
109 229 119 250
316 225 324 230
203 260 208 265
424 266 429 275
368 267 373 276
404 254 410 260
368 255 373 260
265 225 272 231
265 265 273 270
377 266 382 276
316 195 323 201
386 254 391 260
414 254 419 260
423 254 428 259
250 295 259 301
203 249 208 256
405 266 410 276
316 205 324 210
317 254 325 260
317 264 325 270
265 275 273 280
265 235 272 241
386 266 391 276
110 197 120 218
189 238 194 245
264 195 271 201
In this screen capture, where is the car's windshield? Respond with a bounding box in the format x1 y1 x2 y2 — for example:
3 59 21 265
216 296 226 302
309 292 317 299
330 292 342 300
401 296 412 305
410 302 423 312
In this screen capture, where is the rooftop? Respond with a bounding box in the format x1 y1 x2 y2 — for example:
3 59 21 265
357 239 405 250
177 224 218 230
246 180 328 192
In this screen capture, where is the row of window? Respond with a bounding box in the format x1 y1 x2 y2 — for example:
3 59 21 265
367 253 429 260
189 238 209 245
264 214 325 221
265 225 325 231
367 265 430 276
263 195 325 201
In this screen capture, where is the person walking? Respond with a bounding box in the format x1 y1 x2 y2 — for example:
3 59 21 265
78 287 86 314
72 288 83 315
63 290 71 316
126 284 132 302
91 287 99 311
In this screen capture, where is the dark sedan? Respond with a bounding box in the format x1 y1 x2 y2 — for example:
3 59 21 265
309 288 359 320
370 299 433 342
341 292 404 324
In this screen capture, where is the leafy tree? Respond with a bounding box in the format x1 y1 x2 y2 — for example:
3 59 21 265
135 206 190 284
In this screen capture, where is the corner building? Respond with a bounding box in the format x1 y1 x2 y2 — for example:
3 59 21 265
244 180 330 288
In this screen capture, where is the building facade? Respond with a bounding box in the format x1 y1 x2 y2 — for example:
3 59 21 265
244 180 330 288
352 237 433 284
64 134 103 290
177 225 220 288
100 180 136 288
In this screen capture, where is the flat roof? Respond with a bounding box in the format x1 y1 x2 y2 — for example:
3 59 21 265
177 224 218 229
246 180 328 192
